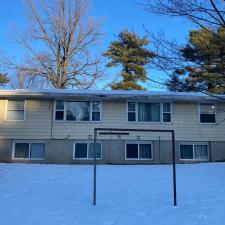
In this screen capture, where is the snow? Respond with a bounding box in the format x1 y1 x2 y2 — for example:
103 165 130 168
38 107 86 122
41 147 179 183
0 163 225 225
1 88 225 99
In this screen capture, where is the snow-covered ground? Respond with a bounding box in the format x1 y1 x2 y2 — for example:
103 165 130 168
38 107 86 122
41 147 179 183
0 163 225 225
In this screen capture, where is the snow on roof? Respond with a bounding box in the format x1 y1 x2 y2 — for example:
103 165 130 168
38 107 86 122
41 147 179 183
0 89 224 101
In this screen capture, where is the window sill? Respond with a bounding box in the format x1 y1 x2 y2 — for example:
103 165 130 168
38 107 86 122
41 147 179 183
12 158 45 160
54 120 102 123
199 122 217 125
73 158 102 160
125 158 153 160
179 159 209 161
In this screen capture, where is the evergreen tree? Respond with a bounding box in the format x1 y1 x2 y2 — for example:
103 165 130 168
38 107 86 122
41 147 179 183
181 27 225 93
166 71 201 92
0 73 8 86
104 30 156 90
166 72 183 92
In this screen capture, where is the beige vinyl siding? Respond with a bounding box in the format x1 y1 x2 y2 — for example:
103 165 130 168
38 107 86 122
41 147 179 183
0 99 225 141
52 101 225 141
0 100 52 139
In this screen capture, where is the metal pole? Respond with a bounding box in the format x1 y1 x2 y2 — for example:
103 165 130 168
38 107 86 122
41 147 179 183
172 130 177 206
93 128 97 206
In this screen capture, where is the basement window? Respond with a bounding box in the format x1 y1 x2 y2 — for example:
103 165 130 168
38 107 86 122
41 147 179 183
13 142 45 160
180 144 208 160
125 142 153 160
73 142 102 159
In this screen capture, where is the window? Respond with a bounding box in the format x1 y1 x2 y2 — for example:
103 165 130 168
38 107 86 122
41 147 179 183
92 102 101 121
126 142 152 160
74 142 102 159
55 101 65 121
163 103 171 122
13 142 45 160
67 102 90 121
7 100 25 121
180 144 208 160
128 102 136 121
199 104 216 123
127 102 171 123
54 101 101 122
138 103 160 122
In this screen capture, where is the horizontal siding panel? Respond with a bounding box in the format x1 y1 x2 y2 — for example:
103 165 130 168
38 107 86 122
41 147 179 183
0 99 225 141
0 100 52 139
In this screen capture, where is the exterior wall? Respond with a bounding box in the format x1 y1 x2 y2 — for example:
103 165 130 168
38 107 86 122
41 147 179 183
0 100 52 139
1 139 225 164
0 98 225 164
210 141 225 161
1 99 225 141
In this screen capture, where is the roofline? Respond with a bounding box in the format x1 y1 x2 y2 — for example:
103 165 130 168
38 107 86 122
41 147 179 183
0 89 224 102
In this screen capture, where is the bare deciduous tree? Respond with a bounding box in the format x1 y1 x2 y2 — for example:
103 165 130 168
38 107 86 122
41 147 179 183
12 0 103 89
139 0 225 94
142 0 225 34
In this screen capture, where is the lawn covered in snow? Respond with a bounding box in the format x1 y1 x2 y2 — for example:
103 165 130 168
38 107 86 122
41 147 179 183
0 163 225 225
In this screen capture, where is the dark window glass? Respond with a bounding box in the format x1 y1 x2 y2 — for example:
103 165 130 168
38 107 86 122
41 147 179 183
128 102 136 111
92 112 100 121
139 144 152 159
92 102 100 111
163 113 171 122
89 143 102 159
14 143 29 158
7 100 24 121
138 103 160 122
180 145 193 159
67 102 90 121
163 103 170 112
30 143 45 159
8 101 24 110
55 111 64 120
56 101 64 110
75 143 88 158
126 144 138 159
194 145 208 159
200 114 216 123
128 112 136 121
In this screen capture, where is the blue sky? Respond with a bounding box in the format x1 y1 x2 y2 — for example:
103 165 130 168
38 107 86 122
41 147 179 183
0 0 193 90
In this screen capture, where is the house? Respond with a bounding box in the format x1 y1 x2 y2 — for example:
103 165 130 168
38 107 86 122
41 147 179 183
0 89 225 164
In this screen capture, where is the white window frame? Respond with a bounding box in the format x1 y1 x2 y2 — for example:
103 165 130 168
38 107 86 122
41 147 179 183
126 101 172 123
127 102 137 122
73 141 102 160
179 143 209 161
198 103 216 124
125 141 153 160
6 100 26 121
54 101 102 122
162 102 172 123
91 101 102 122
54 100 66 122
12 141 45 160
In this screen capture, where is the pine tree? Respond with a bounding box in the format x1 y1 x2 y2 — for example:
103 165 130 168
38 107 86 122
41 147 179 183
166 72 183 92
181 26 225 93
104 30 156 90
0 73 8 86
166 71 200 92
